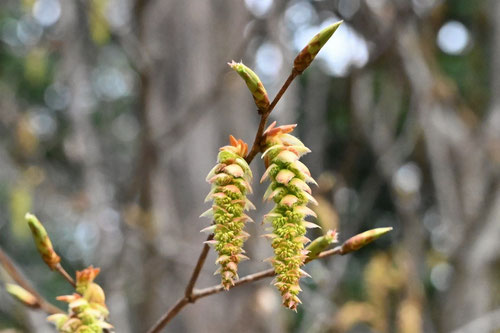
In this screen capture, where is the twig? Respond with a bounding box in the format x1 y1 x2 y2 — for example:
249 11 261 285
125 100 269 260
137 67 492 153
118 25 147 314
55 263 76 287
184 234 214 300
0 247 63 314
245 69 299 163
146 246 343 333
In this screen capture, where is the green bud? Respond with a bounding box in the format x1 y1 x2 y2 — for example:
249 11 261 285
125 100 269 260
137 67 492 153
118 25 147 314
306 229 337 260
5 283 38 308
293 21 343 73
25 212 60 270
228 61 270 111
341 227 393 254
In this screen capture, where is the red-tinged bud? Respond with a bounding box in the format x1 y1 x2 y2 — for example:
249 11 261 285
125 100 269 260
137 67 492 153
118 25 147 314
76 266 100 295
228 61 270 111
293 21 343 73
5 283 38 308
25 213 61 270
341 227 393 254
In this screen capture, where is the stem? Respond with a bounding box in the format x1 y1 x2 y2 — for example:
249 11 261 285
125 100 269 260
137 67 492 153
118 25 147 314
192 268 275 300
55 263 76 287
0 247 63 314
184 233 214 300
245 69 299 163
146 245 342 333
146 297 190 333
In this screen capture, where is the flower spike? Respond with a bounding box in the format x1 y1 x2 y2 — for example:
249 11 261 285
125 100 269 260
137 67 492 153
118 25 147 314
202 136 254 289
261 123 318 310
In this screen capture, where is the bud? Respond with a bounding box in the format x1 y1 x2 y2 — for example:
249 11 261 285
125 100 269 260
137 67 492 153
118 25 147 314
5 283 38 308
228 61 270 111
25 213 60 270
306 229 338 260
341 227 393 254
293 21 343 73
76 266 100 295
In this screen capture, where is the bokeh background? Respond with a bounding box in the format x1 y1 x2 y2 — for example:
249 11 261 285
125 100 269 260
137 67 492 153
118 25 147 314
1 0 499 332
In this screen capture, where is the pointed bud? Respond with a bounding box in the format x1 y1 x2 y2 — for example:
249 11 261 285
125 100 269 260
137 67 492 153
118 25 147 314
341 227 393 254
228 61 270 111
25 213 60 270
5 283 38 308
293 21 343 73
306 229 337 260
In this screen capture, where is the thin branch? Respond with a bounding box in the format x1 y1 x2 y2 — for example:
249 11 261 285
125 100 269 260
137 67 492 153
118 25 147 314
0 247 63 314
55 263 76 287
184 233 213 300
245 69 299 163
147 297 190 333
193 268 275 300
146 246 343 333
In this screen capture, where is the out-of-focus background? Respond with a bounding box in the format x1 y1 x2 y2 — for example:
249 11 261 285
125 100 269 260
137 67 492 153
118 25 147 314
0 0 499 332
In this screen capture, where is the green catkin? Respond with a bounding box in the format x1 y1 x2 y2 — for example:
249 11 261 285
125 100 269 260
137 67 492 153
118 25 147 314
202 136 254 289
261 121 319 310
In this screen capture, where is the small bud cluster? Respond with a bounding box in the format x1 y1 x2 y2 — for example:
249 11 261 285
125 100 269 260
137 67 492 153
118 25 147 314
202 136 254 289
47 266 113 333
261 122 319 310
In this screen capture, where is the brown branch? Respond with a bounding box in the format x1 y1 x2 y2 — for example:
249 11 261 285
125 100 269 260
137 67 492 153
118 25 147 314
146 246 343 333
55 263 76 287
245 69 299 163
184 233 214 300
0 247 63 314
